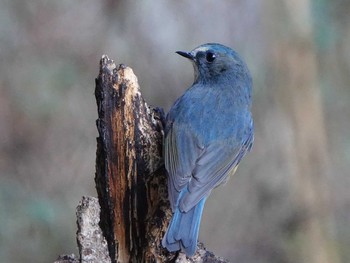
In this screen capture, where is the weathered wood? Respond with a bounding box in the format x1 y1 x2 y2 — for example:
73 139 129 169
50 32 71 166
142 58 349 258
76 196 111 263
94 55 169 262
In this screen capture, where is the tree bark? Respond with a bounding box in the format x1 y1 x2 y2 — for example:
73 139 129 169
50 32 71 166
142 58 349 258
94 55 168 263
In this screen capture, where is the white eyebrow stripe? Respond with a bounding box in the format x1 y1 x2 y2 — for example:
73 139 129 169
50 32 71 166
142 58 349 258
194 46 210 53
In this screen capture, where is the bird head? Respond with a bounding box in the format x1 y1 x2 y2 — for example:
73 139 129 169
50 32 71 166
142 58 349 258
176 43 250 84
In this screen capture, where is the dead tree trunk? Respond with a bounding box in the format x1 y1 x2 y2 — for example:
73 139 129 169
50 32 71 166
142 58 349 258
55 55 230 263
94 56 169 263
93 56 229 263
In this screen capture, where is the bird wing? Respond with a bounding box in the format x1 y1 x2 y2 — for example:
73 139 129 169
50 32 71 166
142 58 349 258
179 128 253 212
164 122 204 211
165 118 254 213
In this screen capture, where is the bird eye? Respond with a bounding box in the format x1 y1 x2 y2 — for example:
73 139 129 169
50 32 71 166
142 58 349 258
206 51 216 63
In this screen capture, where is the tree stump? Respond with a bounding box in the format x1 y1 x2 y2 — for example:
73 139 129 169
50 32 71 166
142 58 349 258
55 55 230 263
94 56 169 263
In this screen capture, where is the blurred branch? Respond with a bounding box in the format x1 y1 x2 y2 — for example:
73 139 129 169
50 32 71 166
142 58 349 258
270 1 341 263
56 55 230 263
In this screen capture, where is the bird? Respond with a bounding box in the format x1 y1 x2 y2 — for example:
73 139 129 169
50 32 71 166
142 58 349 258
161 43 254 256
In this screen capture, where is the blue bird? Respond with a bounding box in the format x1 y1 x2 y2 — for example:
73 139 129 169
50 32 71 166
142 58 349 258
162 43 254 256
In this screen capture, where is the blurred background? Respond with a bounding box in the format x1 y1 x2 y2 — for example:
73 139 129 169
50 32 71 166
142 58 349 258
0 1 349 262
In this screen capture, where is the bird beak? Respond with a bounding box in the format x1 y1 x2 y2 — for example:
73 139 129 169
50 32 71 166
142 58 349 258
176 51 194 61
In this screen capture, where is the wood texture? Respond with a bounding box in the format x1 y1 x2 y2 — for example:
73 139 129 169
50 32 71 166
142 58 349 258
94 55 168 262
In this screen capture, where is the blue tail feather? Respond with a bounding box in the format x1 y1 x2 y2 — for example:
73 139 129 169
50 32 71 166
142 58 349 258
162 196 207 256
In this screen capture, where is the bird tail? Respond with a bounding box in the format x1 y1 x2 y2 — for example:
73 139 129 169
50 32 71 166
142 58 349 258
162 197 207 256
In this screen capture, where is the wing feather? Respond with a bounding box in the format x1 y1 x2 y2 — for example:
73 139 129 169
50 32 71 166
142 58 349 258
165 111 254 213
180 129 254 212
164 123 203 210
